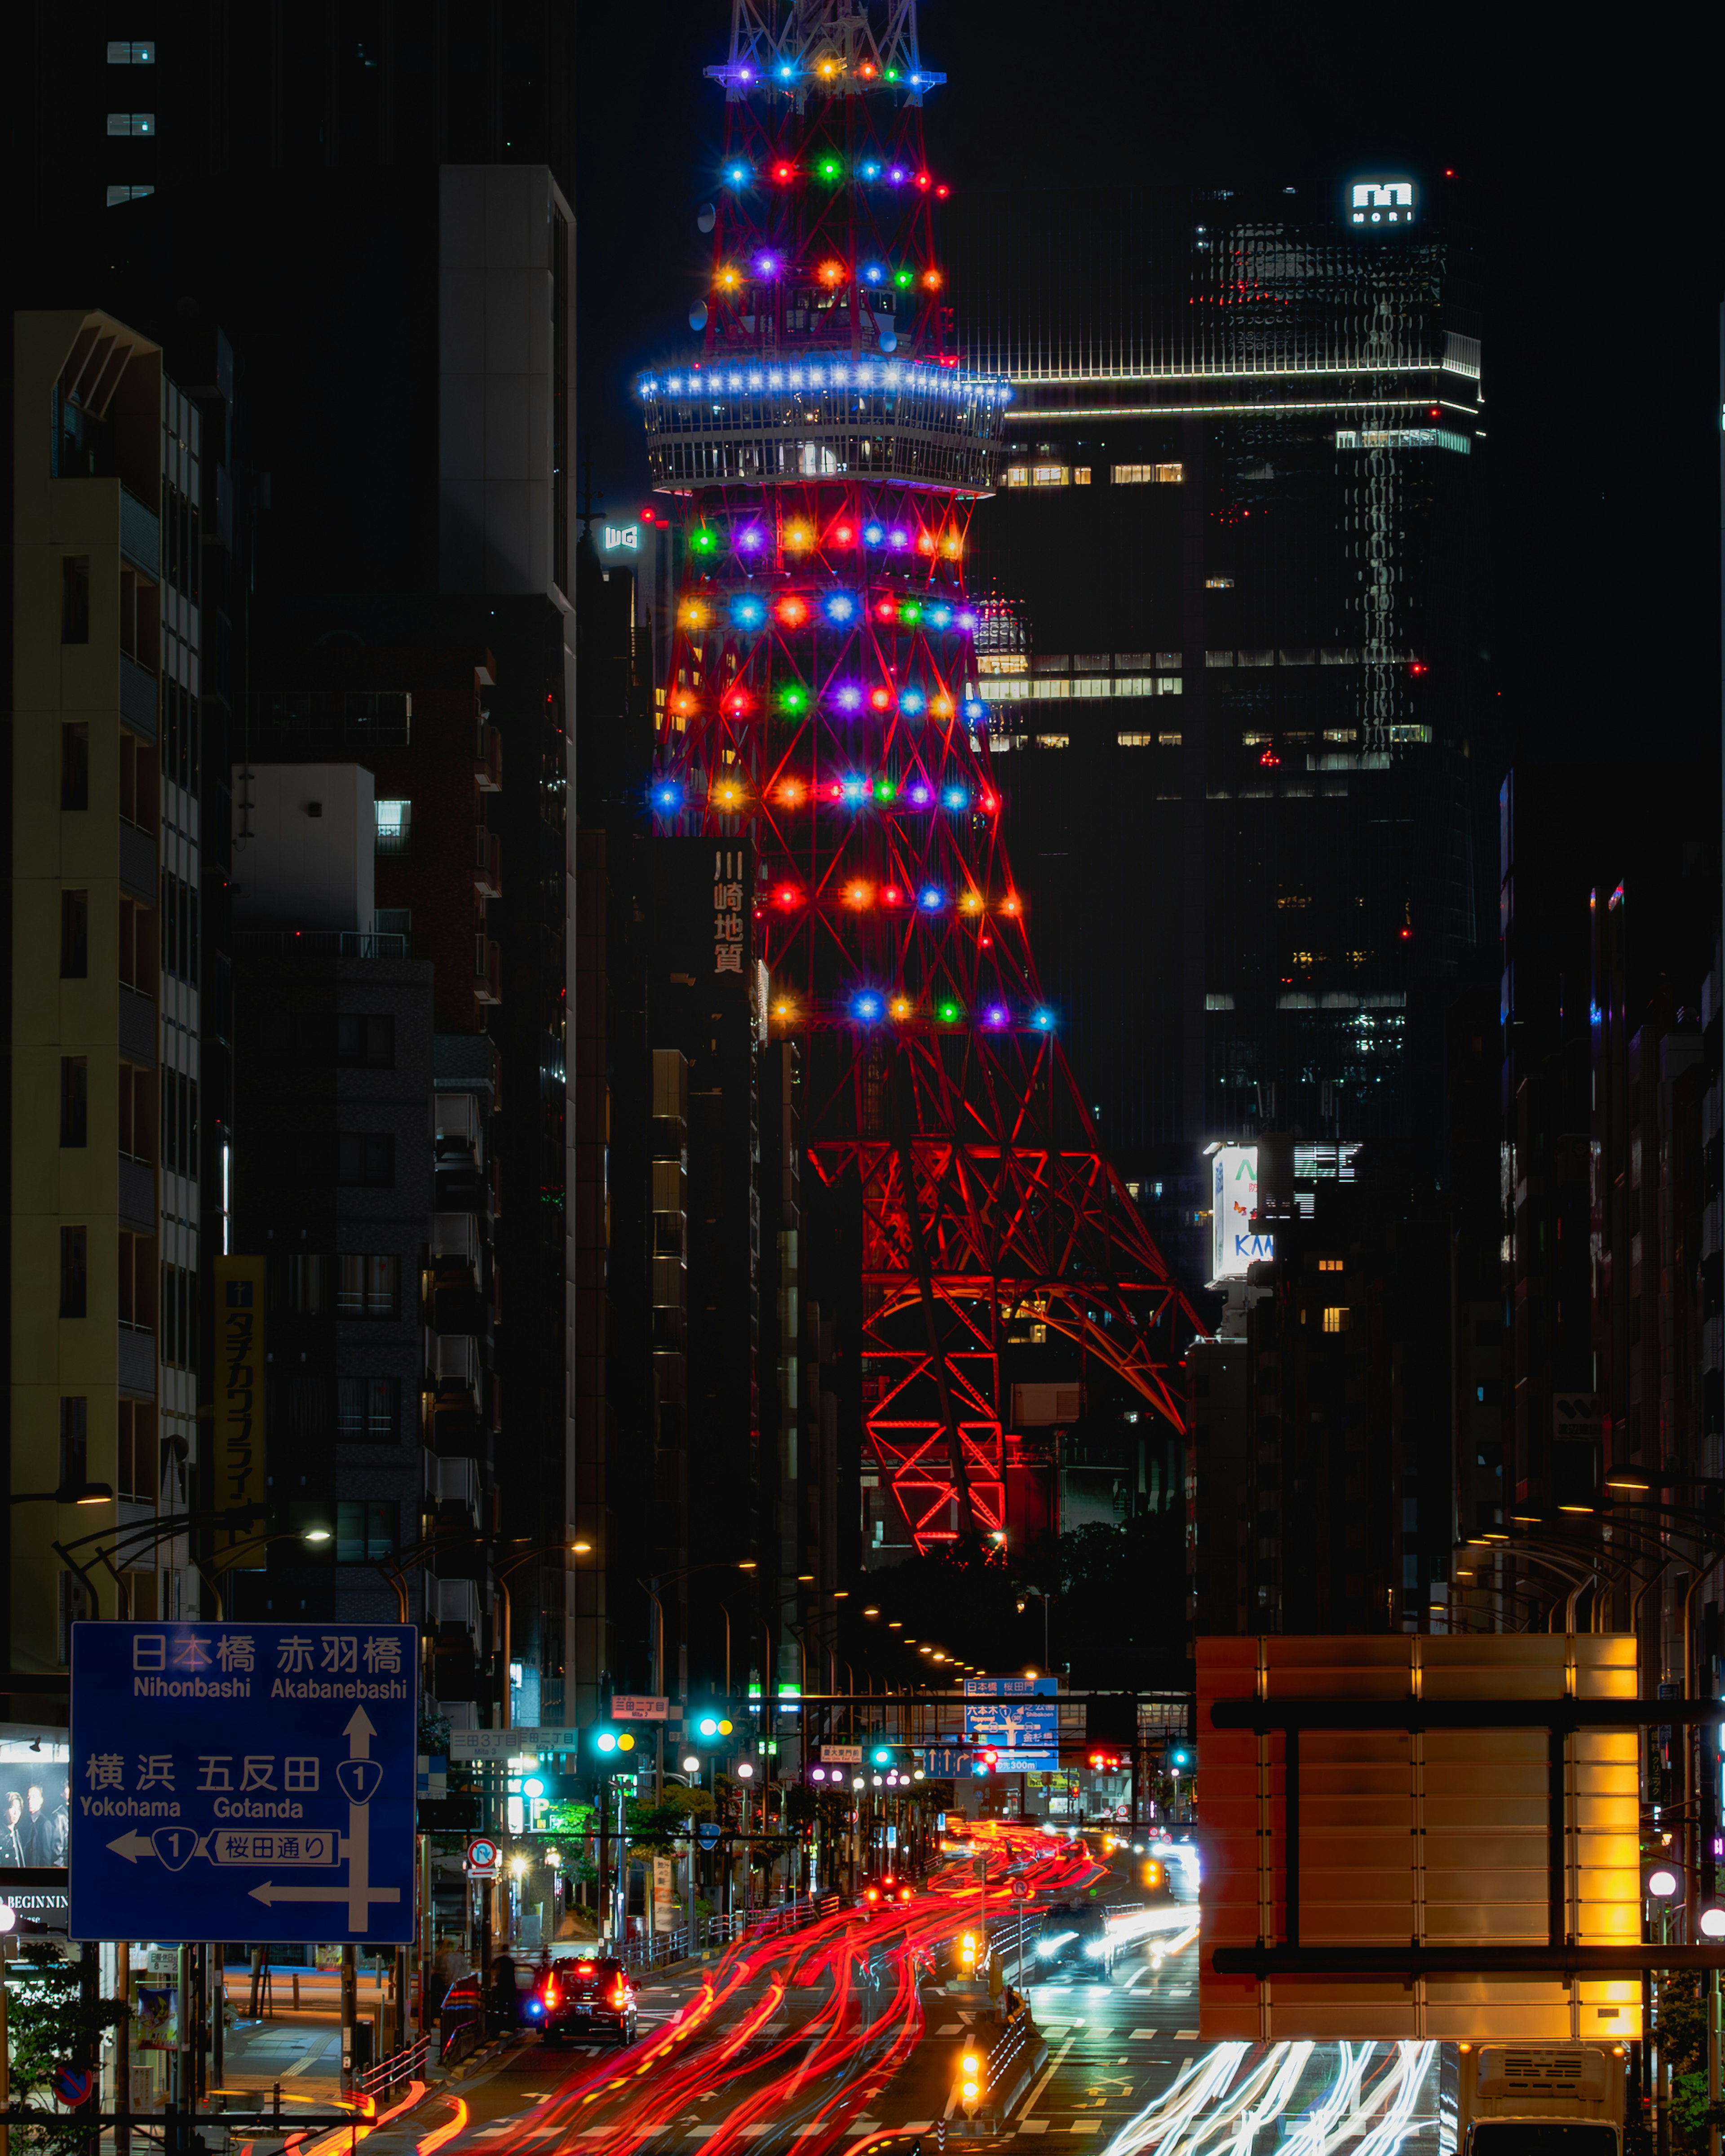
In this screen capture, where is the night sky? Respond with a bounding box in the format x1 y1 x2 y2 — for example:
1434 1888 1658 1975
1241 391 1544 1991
576 2 1725 774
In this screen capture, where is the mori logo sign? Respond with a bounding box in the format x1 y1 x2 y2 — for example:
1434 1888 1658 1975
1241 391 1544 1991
1349 178 1416 226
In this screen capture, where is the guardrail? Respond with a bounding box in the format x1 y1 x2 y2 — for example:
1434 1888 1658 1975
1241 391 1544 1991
618 1895 845 1970
358 2030 430 2097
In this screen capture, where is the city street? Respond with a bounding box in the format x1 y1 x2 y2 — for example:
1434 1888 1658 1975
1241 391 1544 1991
326 1836 1440 2156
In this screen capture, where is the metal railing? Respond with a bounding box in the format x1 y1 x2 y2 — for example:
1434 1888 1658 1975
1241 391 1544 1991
617 1894 844 1970
358 2030 430 2099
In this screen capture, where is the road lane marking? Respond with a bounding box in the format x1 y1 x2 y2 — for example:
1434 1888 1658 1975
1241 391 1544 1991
1020 2030 1079 2118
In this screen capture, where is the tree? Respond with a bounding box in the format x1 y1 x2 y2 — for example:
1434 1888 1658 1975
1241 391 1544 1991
5 1951 128 2155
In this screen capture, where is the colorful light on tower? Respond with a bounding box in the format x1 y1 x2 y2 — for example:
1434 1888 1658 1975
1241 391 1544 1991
637 0 1190 1552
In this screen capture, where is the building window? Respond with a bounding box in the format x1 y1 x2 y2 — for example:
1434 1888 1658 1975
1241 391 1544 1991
61 724 90 810
336 1499 399 1564
1243 732 1271 747
1322 1306 1350 1334
58 1397 88 1495
1073 467 1092 485
160 1068 197 1175
337 1254 401 1320
61 891 89 978
336 1015 395 1069
1112 462 1185 484
375 800 411 856
1323 730 1358 744
60 1228 88 1318
106 113 155 135
1388 724 1433 744
1035 734 1070 750
160 1262 198 1371
60 1058 88 1147
118 1399 157 1502
1031 464 1067 487
106 41 156 63
118 896 156 994
106 186 156 207
337 1377 401 1443
1318 1258 1344 1273
278 1253 327 1315
1158 732 1183 748
61 558 89 644
118 1229 156 1330
337 1133 395 1188
1205 575 1234 589
1117 733 1155 748
1005 465 1029 487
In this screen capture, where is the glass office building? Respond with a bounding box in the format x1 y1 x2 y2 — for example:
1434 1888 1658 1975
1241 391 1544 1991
949 176 1481 1195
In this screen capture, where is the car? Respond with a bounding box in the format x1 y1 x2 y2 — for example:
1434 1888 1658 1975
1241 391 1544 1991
527 1955 638 2046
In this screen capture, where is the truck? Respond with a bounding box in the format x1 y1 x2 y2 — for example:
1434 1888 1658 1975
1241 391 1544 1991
1441 2042 1632 2156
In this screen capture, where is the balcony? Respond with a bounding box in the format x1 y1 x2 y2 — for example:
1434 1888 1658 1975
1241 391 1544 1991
432 1276 486 1338
472 828 501 899
433 1333 479 1403
119 1154 155 1232
117 1322 156 1398
120 653 158 739
435 1138 489 1217
231 929 410 961
119 986 156 1063
425 1452 482 1526
432 1212 480 1271
474 935 501 1006
473 722 502 792
119 487 159 575
432 1574 482 1640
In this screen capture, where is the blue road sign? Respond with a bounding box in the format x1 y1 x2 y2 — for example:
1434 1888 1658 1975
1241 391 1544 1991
70 1621 416 1944
963 1676 1059 1771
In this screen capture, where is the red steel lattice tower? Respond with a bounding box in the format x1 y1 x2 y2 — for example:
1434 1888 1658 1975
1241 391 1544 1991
640 0 1192 1551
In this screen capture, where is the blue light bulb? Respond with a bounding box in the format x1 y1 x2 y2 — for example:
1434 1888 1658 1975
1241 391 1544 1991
842 777 866 804
823 593 858 625
854 992 883 1022
899 689 925 716
1033 1009 1054 1030
943 784 967 809
926 602 953 628
863 264 885 284
961 698 985 722
652 783 682 812
726 164 750 186
862 520 886 546
920 886 944 910
733 597 766 628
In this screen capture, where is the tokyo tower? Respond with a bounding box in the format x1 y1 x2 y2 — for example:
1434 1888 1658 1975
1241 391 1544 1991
639 0 1193 1552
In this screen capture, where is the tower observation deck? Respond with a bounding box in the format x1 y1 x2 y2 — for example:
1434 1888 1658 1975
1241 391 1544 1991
641 0 1194 1554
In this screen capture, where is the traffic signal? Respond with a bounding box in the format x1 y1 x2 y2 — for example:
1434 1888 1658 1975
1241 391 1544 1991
973 1748 998 1777
958 1930 979 1973
1088 1749 1125 1773
694 1712 735 1742
591 1725 638 1771
1168 1744 1192 1771
871 1744 894 1767
957 2043 986 2116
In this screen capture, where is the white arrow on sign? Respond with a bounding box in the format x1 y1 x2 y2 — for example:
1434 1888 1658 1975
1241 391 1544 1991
106 1830 203 1865
247 1705 399 1929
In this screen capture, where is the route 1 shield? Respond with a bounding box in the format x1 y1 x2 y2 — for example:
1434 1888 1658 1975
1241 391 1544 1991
70 1621 417 1944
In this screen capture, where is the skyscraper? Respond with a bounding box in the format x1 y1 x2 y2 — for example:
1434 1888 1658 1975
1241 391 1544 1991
947 175 1482 1193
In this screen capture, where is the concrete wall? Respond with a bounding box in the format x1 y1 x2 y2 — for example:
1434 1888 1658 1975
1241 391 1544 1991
231 762 375 932
438 163 574 599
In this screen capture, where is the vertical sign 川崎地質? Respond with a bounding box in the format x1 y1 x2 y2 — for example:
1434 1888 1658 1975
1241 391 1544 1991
213 1257 267 1555
70 1622 417 1944
713 846 746 978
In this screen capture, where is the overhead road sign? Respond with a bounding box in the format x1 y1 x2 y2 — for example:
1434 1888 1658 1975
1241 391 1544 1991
70 1621 417 1943
610 1695 669 1721
963 1675 1058 1770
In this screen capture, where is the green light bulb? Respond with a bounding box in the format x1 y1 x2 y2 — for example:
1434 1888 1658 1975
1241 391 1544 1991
875 778 895 801
899 599 922 625
781 686 808 713
894 269 914 289
690 529 717 554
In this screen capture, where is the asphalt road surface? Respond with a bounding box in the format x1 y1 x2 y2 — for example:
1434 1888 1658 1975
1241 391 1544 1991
326 1829 1440 2156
